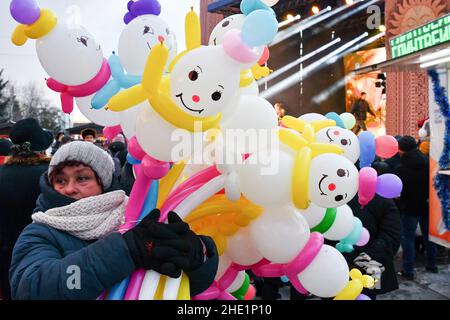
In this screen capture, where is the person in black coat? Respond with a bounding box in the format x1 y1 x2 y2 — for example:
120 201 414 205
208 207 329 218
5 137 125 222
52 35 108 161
0 118 53 300
394 136 437 280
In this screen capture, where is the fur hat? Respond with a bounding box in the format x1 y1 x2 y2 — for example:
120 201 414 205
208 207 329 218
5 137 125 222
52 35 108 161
81 128 97 140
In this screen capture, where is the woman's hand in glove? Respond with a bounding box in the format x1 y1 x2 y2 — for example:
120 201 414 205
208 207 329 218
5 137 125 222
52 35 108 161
123 209 191 278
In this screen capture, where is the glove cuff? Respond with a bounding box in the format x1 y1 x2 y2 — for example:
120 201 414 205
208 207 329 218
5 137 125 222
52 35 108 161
122 231 143 269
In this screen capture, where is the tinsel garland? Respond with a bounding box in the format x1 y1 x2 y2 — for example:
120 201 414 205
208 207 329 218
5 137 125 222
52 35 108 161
427 69 450 230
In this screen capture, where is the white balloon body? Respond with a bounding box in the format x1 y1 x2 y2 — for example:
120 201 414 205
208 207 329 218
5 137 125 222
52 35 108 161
308 153 359 208
209 14 246 46
216 254 232 280
220 95 278 154
36 22 103 86
225 226 263 266
297 244 349 297
135 104 204 162
238 148 293 207
250 205 310 264
226 271 246 293
315 126 360 163
118 14 177 75
76 94 121 127
120 101 145 139
298 113 327 122
239 80 259 97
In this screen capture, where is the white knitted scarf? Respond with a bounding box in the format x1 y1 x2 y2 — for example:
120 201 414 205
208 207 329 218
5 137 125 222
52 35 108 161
32 190 128 240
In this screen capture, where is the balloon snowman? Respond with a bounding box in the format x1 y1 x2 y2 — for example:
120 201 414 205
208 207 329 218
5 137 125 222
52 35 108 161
9 0 120 126
108 2 279 170
92 0 178 139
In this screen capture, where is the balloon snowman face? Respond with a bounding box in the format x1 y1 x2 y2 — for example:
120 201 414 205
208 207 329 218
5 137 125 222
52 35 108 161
209 14 246 46
118 14 177 75
308 153 359 208
316 126 360 163
36 23 103 86
170 46 240 117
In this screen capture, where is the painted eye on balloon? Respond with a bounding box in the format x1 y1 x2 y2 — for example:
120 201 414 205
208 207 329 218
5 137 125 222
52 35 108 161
211 85 224 101
337 168 346 177
335 194 344 202
166 28 170 35
222 18 232 28
188 66 203 81
340 139 349 146
77 36 89 47
143 25 155 35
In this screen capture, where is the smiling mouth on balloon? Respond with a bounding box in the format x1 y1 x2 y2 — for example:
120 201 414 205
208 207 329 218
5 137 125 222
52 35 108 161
176 93 204 114
213 38 217 45
318 174 328 196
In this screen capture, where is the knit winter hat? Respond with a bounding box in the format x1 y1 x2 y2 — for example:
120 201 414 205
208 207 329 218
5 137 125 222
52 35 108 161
48 141 115 190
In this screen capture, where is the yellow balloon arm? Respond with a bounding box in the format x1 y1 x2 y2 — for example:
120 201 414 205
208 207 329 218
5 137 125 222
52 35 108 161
291 147 311 210
333 279 363 300
11 25 28 46
185 9 201 50
281 116 307 133
311 119 336 132
303 124 315 142
239 69 254 88
108 85 147 111
279 129 308 150
251 64 271 80
157 162 186 208
309 143 343 158
141 43 169 96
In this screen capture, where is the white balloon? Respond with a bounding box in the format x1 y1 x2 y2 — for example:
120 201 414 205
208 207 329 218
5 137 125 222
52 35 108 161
299 202 327 228
76 95 121 127
297 245 349 298
170 46 240 117
220 95 278 154
323 204 355 241
250 205 310 263
209 14 246 46
238 148 293 207
316 126 360 163
118 15 177 75
136 104 204 162
216 254 232 280
262 0 280 6
226 227 263 266
120 102 145 139
309 154 359 208
298 113 327 122
226 271 246 293
239 79 259 96
36 23 103 85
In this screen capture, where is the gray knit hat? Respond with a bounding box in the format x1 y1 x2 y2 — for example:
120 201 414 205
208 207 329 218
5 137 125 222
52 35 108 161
49 141 115 190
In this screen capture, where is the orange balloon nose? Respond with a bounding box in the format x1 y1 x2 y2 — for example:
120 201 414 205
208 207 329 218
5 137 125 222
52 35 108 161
158 35 165 43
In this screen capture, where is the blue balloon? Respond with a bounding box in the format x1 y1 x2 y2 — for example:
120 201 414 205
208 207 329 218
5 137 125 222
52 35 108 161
92 80 121 109
106 277 130 300
358 131 376 168
241 9 278 47
336 217 362 253
127 153 141 165
325 112 345 128
240 0 270 15
137 180 159 221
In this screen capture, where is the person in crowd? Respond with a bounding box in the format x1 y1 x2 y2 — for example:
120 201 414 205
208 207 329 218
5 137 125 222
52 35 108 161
350 92 376 134
81 128 97 143
51 131 65 155
0 138 12 165
395 136 438 280
0 118 53 300
274 102 286 123
9 141 218 299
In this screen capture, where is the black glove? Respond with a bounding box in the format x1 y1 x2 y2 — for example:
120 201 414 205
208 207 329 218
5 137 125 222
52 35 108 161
166 211 206 272
123 209 191 278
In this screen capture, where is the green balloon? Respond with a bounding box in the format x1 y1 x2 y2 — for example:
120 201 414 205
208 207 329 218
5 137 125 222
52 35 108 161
340 112 356 129
231 273 250 300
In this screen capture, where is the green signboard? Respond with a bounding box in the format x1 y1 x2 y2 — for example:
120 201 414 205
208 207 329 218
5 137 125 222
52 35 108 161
390 14 450 59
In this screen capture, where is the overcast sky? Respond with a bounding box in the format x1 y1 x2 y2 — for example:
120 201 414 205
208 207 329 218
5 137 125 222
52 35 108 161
0 0 200 123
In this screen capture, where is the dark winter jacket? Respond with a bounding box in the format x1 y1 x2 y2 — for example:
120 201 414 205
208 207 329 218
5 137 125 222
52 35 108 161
350 98 375 120
394 149 429 216
9 173 219 299
0 157 50 299
342 195 401 295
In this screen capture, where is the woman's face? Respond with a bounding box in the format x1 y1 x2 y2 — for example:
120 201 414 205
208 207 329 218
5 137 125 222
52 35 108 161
52 164 102 200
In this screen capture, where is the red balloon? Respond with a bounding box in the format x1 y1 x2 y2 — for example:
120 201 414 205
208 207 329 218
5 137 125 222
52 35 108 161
244 284 256 300
375 135 398 158
258 46 270 65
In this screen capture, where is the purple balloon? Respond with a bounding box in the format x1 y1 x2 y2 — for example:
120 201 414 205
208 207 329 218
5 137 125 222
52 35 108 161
376 174 403 198
10 0 40 25
356 294 371 300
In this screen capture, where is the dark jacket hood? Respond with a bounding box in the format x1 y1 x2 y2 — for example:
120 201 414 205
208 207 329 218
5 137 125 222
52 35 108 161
400 149 427 169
